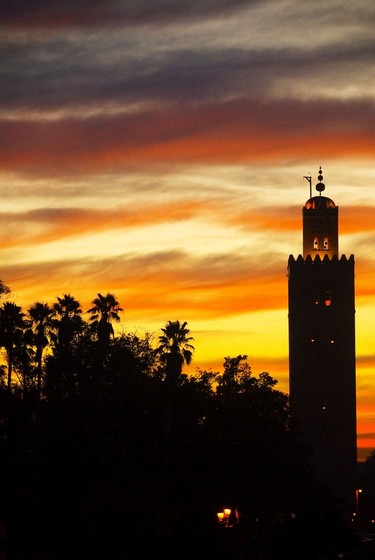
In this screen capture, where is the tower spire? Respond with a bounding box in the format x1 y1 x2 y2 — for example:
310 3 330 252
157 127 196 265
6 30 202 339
316 166 325 196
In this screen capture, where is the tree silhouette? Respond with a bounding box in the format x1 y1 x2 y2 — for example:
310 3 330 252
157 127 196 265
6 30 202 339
0 286 362 559
156 320 195 495
194 356 299 520
0 301 28 390
87 292 123 346
42 294 85 398
0 280 11 300
156 320 194 384
27 302 54 396
52 294 83 352
13 334 35 395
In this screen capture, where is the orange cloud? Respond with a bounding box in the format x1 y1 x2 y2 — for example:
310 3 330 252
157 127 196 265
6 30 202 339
0 201 305 250
3 196 372 256
0 248 286 315
0 201 212 248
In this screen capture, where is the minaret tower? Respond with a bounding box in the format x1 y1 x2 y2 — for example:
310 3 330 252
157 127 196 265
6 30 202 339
288 168 357 513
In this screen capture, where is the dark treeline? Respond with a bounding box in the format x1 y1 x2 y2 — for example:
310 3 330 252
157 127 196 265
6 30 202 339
0 285 372 559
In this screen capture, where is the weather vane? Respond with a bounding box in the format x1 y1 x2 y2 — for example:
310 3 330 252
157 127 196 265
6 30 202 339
303 173 312 198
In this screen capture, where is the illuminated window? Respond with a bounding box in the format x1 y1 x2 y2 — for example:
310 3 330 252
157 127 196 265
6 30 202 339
323 237 329 250
313 237 319 250
324 292 332 306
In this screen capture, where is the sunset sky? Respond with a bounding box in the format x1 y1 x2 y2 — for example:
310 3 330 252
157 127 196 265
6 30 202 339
1 0 375 459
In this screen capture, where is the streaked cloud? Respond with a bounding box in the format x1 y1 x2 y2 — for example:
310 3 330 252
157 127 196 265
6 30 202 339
1 98 374 177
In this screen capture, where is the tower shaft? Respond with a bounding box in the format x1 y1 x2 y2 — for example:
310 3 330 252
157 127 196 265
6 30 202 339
288 170 357 513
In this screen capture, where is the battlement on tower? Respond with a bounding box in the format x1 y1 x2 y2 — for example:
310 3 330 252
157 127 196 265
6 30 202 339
288 253 354 271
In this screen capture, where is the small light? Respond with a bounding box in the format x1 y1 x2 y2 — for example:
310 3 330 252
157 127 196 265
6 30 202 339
217 506 240 527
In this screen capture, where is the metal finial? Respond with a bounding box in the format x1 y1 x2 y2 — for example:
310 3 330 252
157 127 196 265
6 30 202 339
316 166 325 195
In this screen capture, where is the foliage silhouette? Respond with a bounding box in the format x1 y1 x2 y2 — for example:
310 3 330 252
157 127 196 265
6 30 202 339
87 292 123 346
0 289 363 559
156 319 195 383
156 320 195 492
0 301 28 390
27 301 55 396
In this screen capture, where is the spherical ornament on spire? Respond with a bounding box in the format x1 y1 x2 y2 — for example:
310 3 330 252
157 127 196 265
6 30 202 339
316 166 325 193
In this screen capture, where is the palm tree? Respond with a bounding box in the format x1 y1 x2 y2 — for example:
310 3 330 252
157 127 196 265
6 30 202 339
13 339 35 396
44 294 85 398
87 292 123 345
52 294 83 352
156 320 194 384
0 301 28 390
157 321 195 488
28 302 55 396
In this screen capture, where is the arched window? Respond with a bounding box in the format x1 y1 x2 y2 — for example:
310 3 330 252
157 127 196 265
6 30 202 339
323 237 329 250
313 237 319 250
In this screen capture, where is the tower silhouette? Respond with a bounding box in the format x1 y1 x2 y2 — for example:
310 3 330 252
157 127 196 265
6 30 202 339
288 168 357 513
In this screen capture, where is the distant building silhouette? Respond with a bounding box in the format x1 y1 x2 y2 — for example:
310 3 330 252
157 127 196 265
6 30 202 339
288 168 357 513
